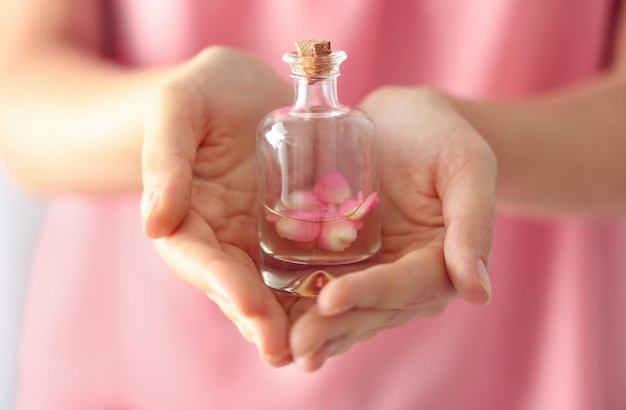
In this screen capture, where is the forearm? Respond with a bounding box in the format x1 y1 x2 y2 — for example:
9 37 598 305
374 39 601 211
449 71 626 217
0 45 175 196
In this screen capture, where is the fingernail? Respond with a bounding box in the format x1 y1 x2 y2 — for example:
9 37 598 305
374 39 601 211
233 320 258 346
294 339 341 372
323 338 342 359
239 325 257 345
477 259 492 304
142 190 159 223
265 352 293 368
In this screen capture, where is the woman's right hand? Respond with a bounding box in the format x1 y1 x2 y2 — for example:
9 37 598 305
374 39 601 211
141 46 302 366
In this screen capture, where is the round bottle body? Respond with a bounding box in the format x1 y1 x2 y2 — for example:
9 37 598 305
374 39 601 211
257 107 380 296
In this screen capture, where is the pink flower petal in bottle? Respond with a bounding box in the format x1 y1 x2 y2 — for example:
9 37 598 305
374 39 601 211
266 201 287 224
340 191 380 220
286 209 323 221
285 189 322 211
266 206 282 225
313 171 351 204
318 219 357 252
339 191 364 215
352 219 364 230
275 210 322 242
266 212 281 224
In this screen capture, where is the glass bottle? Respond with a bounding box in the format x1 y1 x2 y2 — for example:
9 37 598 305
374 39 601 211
257 40 380 297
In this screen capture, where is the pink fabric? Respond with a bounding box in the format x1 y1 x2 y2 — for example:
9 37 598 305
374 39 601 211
17 1 626 409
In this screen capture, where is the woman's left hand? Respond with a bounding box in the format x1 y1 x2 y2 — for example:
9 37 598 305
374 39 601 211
289 87 497 371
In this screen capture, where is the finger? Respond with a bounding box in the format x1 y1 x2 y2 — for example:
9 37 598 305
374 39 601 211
154 210 291 366
142 81 203 238
440 137 497 305
291 303 445 372
274 292 316 325
316 248 456 316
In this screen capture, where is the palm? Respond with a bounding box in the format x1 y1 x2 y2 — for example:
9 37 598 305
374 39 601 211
186 47 282 255
366 87 495 266
377 145 446 264
189 131 258 261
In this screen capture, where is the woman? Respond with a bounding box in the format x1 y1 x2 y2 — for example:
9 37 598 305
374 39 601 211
1 1 624 408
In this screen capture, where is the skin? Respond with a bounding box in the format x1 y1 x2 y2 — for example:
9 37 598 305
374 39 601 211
1 0 625 373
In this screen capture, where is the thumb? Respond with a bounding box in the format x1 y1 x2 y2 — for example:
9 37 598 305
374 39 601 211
441 140 497 305
141 84 199 238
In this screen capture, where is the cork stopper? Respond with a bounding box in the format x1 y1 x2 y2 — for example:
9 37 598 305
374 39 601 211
294 39 333 76
295 39 331 57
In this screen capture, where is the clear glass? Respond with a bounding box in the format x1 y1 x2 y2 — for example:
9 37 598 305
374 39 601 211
257 50 380 296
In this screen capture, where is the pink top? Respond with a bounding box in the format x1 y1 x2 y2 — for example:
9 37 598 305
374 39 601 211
17 1 626 409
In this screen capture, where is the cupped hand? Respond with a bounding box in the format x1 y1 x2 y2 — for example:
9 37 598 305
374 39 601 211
141 47 301 367
290 87 497 371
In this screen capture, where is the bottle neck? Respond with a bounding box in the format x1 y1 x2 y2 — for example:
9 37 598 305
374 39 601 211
283 50 347 115
292 76 340 112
